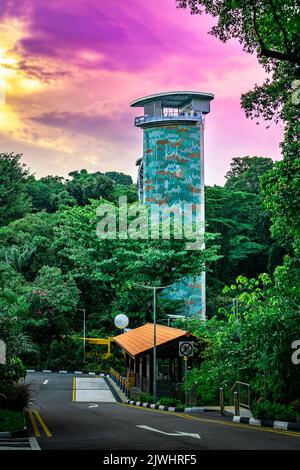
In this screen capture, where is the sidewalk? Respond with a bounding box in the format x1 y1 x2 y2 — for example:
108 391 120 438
199 406 252 417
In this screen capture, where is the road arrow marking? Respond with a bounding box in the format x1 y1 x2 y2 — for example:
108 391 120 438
43 380 48 385
88 404 98 408
136 425 201 440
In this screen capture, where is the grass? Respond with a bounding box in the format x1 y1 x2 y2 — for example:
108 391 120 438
0 409 25 433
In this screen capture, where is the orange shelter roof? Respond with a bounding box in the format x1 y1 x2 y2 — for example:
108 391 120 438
113 323 195 357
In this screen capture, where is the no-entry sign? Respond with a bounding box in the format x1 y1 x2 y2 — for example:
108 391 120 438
179 341 194 357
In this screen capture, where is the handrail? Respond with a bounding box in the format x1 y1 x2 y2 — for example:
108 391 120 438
230 381 249 392
230 381 250 410
135 112 203 126
109 368 131 398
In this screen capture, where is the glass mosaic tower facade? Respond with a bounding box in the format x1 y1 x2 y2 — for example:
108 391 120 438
131 91 214 320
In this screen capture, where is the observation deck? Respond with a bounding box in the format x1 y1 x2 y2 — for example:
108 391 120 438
130 91 214 128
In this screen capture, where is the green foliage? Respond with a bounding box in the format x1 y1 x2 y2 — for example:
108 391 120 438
26 175 76 213
137 393 154 404
105 172 133 186
157 397 184 407
186 269 300 405
66 169 114 205
0 358 26 382
44 338 84 370
252 400 298 423
0 410 25 432
0 153 31 226
225 156 274 193
205 175 277 317
112 184 138 204
261 105 300 244
0 382 32 411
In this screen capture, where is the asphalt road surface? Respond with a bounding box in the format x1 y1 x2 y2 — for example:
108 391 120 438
25 372 300 451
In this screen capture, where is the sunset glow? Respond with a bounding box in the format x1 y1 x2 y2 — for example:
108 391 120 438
0 0 283 184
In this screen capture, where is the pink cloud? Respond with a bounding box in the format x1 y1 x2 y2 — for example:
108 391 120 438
0 0 283 185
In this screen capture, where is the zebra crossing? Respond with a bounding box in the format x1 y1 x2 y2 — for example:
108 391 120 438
0 436 38 450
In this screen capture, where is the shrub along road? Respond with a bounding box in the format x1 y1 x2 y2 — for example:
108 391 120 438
25 372 300 450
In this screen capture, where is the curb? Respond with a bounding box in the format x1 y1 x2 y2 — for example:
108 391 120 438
104 377 122 403
26 369 107 376
127 400 207 413
233 416 300 432
0 429 28 438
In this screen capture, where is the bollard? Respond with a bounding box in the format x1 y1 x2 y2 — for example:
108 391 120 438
219 387 224 415
234 391 240 416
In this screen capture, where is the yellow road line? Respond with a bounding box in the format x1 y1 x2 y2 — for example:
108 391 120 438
118 403 300 439
72 377 76 402
28 410 41 437
34 411 52 438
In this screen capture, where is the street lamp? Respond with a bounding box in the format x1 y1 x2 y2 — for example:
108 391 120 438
77 308 86 362
134 283 172 403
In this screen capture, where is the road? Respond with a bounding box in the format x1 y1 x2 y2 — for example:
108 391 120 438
25 372 300 450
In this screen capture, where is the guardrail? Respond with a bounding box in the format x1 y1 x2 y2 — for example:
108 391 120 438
109 368 131 399
134 112 203 127
230 381 250 410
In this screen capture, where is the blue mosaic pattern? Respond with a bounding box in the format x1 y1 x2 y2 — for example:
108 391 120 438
142 124 205 318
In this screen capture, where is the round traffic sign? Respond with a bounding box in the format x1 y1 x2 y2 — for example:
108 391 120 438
179 341 194 357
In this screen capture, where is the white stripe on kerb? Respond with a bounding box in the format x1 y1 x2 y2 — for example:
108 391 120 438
274 421 288 430
249 418 261 426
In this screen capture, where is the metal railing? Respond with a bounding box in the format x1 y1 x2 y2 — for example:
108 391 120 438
134 111 203 127
109 368 131 399
230 381 250 409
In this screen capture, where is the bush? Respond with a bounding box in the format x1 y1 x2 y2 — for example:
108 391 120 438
0 358 27 382
0 381 32 411
137 393 154 404
0 410 25 432
252 400 298 423
158 397 184 407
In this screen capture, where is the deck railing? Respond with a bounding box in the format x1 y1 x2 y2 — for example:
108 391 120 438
135 111 203 127
109 368 131 398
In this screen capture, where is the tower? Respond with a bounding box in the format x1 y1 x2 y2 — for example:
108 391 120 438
131 91 214 319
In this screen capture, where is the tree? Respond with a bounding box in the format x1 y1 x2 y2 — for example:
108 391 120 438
112 184 138 204
177 0 300 314
0 153 31 226
26 175 76 213
25 266 80 360
105 171 133 186
261 104 300 244
183 271 300 406
225 156 274 193
66 169 115 205
51 200 220 328
177 1 300 65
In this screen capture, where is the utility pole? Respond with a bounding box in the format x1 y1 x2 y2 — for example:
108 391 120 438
134 283 172 403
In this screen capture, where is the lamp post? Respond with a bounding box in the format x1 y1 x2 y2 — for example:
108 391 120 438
77 308 86 362
134 283 172 403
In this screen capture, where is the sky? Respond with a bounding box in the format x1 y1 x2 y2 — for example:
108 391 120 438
0 0 283 186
